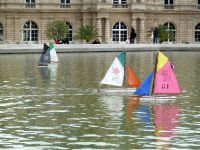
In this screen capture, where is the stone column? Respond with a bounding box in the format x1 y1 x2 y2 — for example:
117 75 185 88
140 18 145 43
105 18 110 43
96 17 102 42
131 17 137 28
6 17 15 43
131 17 137 43
14 17 20 44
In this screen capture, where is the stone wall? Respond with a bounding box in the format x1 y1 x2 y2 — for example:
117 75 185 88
0 0 199 44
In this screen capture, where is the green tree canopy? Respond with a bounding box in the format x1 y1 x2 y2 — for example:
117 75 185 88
75 25 98 43
158 24 175 43
45 21 68 41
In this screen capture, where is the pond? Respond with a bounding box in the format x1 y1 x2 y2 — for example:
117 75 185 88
0 51 199 149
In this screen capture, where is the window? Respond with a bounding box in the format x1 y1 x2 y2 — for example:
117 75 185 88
195 23 200 42
23 21 38 43
60 0 71 8
198 0 200 9
164 0 173 9
25 0 36 8
113 0 128 8
112 22 128 43
66 22 73 42
163 22 176 43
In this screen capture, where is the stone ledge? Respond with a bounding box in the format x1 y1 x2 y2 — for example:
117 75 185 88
0 43 199 54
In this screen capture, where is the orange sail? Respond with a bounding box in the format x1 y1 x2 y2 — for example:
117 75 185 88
127 64 141 87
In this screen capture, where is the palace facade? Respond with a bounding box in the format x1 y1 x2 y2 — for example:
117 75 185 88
0 0 200 44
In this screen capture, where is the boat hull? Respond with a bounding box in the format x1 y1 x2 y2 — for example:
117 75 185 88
98 87 136 95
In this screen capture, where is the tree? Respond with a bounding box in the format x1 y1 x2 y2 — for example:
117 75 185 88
158 24 175 43
45 21 68 41
75 25 98 43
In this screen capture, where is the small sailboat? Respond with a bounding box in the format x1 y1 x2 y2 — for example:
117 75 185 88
98 51 141 93
38 42 59 67
38 43 50 67
133 51 181 101
49 41 59 63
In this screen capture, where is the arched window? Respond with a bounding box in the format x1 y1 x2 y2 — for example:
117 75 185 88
112 22 128 43
195 23 200 42
23 21 38 42
0 23 3 41
66 22 73 42
163 22 176 43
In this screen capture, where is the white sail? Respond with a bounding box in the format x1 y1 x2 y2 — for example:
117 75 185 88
100 57 124 86
49 42 59 63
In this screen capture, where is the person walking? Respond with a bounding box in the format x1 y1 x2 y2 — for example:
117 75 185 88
129 27 137 44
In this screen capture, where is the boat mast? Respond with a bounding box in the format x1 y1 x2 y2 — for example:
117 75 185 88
151 51 159 95
123 50 127 87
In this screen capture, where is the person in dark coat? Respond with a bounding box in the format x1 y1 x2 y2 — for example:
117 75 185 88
153 24 159 44
92 38 101 44
61 38 69 44
129 27 137 44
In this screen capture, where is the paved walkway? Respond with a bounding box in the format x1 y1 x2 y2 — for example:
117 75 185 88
0 43 199 54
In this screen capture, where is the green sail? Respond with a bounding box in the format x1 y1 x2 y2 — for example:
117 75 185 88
117 51 126 67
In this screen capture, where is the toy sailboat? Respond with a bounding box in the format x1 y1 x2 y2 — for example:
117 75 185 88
133 51 181 101
98 51 140 93
38 42 59 67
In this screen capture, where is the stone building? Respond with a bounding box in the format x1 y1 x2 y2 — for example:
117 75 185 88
0 0 200 44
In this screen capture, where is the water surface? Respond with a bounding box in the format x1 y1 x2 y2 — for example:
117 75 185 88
0 51 199 149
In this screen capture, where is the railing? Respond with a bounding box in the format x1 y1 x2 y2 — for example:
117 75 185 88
112 4 128 8
164 4 174 9
25 3 36 8
60 4 71 8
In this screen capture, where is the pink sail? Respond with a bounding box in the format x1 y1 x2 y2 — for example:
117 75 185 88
153 61 181 94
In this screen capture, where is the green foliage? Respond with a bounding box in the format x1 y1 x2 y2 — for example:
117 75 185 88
158 24 175 43
75 25 98 43
45 21 68 40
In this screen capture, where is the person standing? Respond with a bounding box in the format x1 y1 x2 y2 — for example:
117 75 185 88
129 27 137 44
153 24 159 44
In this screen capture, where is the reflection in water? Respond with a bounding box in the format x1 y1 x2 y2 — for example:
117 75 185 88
136 105 152 128
153 104 180 149
38 67 48 79
124 97 140 132
124 97 153 132
100 95 124 120
48 63 58 81
0 52 200 149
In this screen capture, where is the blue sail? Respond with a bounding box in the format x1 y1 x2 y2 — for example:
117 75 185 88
38 43 49 66
134 71 154 96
